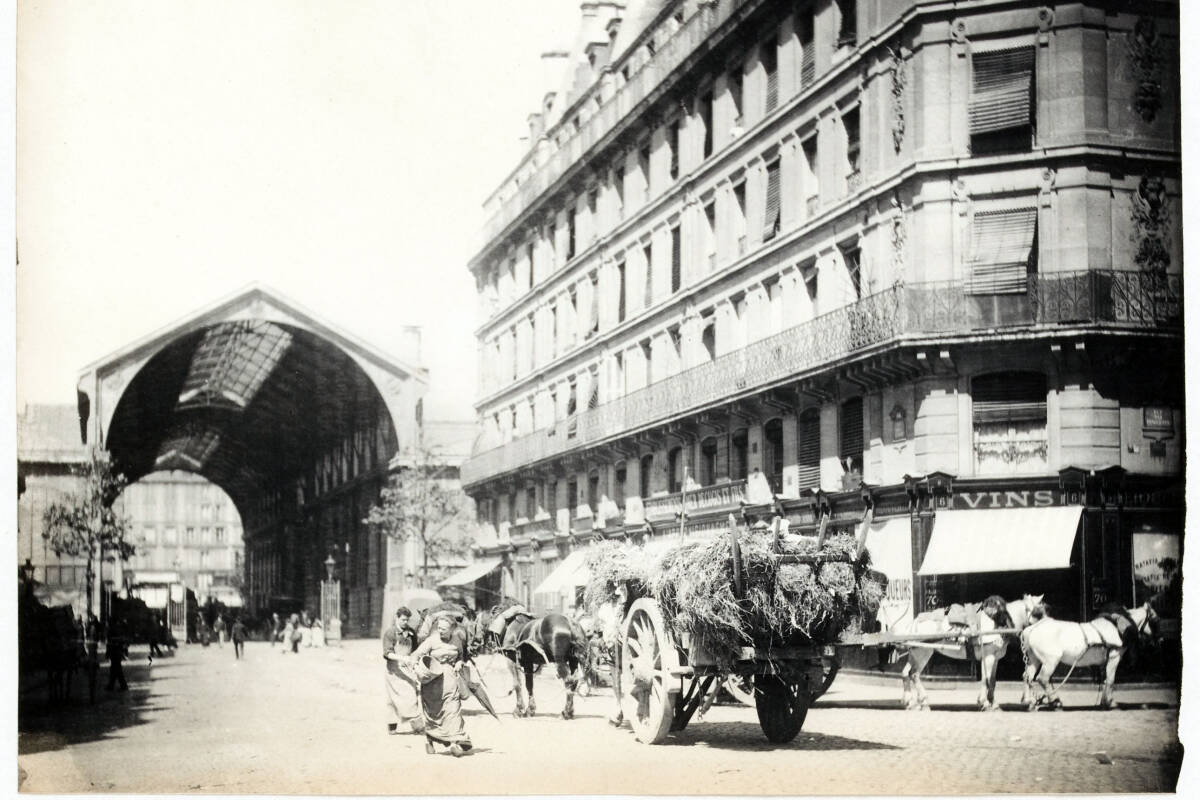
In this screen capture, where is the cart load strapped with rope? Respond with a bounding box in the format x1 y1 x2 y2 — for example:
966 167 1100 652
587 516 888 745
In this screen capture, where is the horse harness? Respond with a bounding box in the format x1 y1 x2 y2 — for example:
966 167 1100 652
1022 616 1125 697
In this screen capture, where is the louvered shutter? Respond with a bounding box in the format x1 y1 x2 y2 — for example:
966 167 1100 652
764 44 779 112
970 47 1035 135
969 207 1036 294
972 372 1046 424
800 27 815 88
797 409 820 490
763 161 782 240
839 397 863 461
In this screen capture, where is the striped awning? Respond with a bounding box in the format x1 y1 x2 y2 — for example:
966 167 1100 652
968 207 1037 294
969 47 1035 134
917 506 1083 575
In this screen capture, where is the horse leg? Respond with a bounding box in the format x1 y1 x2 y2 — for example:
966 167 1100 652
899 653 914 709
558 661 577 720
507 657 526 717
978 649 999 711
524 665 537 716
1036 659 1062 710
1101 649 1121 710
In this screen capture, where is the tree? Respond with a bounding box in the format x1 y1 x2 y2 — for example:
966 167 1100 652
363 443 477 587
42 449 135 621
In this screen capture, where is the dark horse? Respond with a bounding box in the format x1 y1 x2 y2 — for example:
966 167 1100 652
491 605 588 719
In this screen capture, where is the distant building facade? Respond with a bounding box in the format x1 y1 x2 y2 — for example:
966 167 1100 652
459 0 1182 651
17 404 245 612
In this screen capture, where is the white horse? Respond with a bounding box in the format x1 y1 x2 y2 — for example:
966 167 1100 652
892 594 1042 711
1019 601 1158 711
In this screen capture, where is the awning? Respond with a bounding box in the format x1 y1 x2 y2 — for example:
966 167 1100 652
437 557 502 588
532 550 590 597
917 506 1083 575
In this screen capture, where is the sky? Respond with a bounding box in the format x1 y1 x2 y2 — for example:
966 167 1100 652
15 0 582 422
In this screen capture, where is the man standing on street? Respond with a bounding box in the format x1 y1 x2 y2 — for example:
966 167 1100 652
231 617 247 660
106 620 129 692
382 607 423 736
269 612 281 647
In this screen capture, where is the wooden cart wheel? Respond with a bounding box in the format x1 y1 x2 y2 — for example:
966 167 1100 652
620 598 679 744
754 674 809 744
811 654 840 701
725 674 755 706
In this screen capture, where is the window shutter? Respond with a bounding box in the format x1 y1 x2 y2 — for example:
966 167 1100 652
969 207 1037 294
800 20 815 88
970 47 1035 135
797 409 820 490
762 161 782 240
839 397 863 461
972 372 1047 424
764 42 779 112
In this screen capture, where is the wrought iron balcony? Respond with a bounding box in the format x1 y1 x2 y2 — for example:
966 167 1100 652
463 271 1181 486
481 0 753 244
642 480 748 522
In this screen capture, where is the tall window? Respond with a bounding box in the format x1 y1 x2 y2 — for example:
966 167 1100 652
615 164 626 218
668 119 681 181
616 259 627 322
567 207 577 261
729 68 743 125
567 480 578 513
730 429 749 481
587 472 600 516
639 453 655 498
836 0 857 48
638 143 652 201
670 225 682 293
763 158 782 241
972 372 1048 475
640 339 654 384
799 10 815 88
843 107 860 189
548 221 558 267
801 137 819 214
703 202 717 269
700 316 716 361
526 242 535 289
525 484 537 519
699 437 719 485
970 47 1035 155
587 272 600 337
547 480 558 516
614 466 627 510
842 244 862 299
968 206 1038 294
762 37 779 113
699 90 714 158
643 242 654 307
763 418 784 494
839 397 864 481
733 181 748 254
797 408 821 491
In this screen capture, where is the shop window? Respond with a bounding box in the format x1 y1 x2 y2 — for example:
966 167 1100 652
763 418 785 494
639 453 655 498
969 46 1035 155
972 371 1048 475
839 397 864 485
614 466 627 510
567 480 579 514
731 429 749 481
700 437 719 486
668 446 685 493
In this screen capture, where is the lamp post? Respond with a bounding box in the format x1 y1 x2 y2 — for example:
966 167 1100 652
324 554 336 582
20 558 35 598
322 554 342 645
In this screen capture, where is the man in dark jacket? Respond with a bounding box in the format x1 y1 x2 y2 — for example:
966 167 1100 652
106 620 129 692
231 617 248 659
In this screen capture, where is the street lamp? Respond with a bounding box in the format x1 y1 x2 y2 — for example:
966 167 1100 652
324 554 336 582
20 559 35 596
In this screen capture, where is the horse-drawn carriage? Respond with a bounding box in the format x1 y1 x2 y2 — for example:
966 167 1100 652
610 523 877 745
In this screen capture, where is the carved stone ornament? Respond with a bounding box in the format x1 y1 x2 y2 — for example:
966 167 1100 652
951 19 968 45
1128 17 1165 123
887 44 908 153
1131 175 1171 274
890 191 907 285
1037 7 1054 33
952 179 969 204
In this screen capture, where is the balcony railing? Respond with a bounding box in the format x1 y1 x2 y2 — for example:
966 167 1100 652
508 517 560 540
643 480 748 522
463 271 1180 486
481 0 753 244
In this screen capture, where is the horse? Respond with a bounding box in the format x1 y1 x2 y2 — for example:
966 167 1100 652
891 594 1043 711
1019 601 1159 711
494 606 588 719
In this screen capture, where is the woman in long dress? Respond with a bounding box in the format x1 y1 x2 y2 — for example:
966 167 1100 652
402 617 472 756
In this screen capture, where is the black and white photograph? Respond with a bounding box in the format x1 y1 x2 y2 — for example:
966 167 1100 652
12 0 1189 794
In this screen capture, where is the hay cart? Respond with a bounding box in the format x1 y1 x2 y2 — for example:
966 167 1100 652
617 525 865 745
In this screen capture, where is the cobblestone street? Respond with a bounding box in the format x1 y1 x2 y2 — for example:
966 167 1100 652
18 640 1182 795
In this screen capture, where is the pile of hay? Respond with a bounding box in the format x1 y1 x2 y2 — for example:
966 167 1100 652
582 540 656 611
649 531 884 666
580 529 885 666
